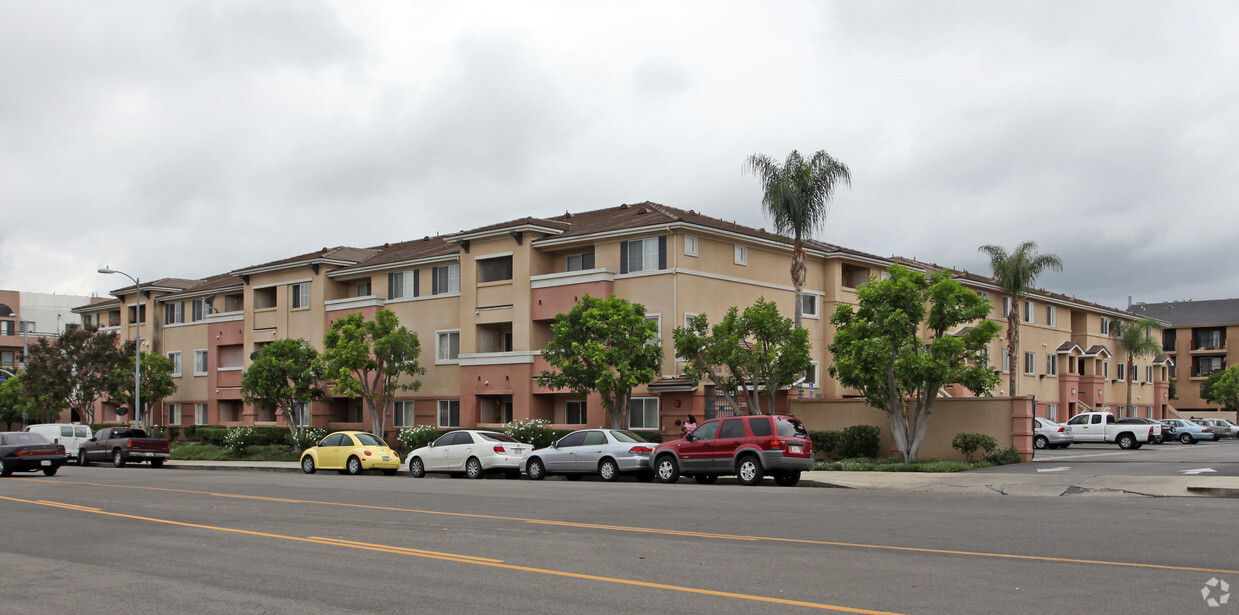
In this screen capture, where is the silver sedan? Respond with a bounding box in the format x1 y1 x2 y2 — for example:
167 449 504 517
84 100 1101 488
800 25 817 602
1033 418 1073 449
520 429 656 482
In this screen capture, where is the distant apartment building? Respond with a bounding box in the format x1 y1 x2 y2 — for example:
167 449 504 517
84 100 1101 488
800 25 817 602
0 289 95 370
73 202 1170 435
1130 298 1239 413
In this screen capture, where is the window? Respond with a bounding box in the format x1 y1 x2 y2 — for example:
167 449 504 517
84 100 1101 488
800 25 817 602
438 400 460 428
1046 403 1058 421
841 263 869 288
976 290 989 300
644 314 661 348
1023 351 1035 375
346 399 363 423
0 350 15 368
355 280 371 297
565 400 587 424
394 401 415 428
167 403 181 426
628 397 659 430
1117 362 1126 381
684 235 698 257
195 403 208 425
1104 361 1110 379
168 351 182 377
733 244 747 265
803 361 819 387
388 270 417 299
433 264 460 294
1100 316 1111 335
191 298 207 321
1146 365 1154 383
292 403 310 427
289 283 309 309
1023 300 1034 324
565 252 595 272
622 237 663 273
976 348 990 369
802 294 818 318
436 330 460 363
1169 363 1177 379
254 287 277 309
1046 305 1057 327
1162 329 1177 352
0 321 13 335
1002 348 1011 374
478 255 513 282
719 419 745 439
193 349 208 376
164 302 184 325
1046 354 1057 376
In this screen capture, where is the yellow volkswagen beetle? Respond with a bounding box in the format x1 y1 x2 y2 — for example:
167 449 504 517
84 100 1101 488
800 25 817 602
300 431 400 476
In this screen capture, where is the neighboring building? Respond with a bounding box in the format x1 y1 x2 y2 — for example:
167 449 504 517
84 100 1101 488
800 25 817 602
0 289 95 371
1130 298 1239 413
72 202 1171 435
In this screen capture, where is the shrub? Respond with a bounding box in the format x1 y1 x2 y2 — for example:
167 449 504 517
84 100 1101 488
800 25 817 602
982 446 1021 466
952 432 998 463
195 426 229 446
396 425 440 451
293 428 329 452
224 427 261 456
840 425 881 459
504 418 556 448
809 430 843 459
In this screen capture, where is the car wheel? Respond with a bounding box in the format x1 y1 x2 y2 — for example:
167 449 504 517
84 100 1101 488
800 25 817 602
598 459 620 482
1034 435 1049 450
112 449 126 468
78 451 89 467
408 457 425 478
151 460 164 468
42 466 59 476
465 457 483 479
382 469 398 476
693 474 718 485
774 471 801 487
1117 434 1136 450
301 455 317 474
526 458 546 480
635 470 655 483
736 455 764 486
1180 433 1194 445
654 455 680 483
0 459 11 477
345 456 363 476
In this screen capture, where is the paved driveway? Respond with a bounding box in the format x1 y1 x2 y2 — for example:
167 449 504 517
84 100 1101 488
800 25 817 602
977 437 1239 476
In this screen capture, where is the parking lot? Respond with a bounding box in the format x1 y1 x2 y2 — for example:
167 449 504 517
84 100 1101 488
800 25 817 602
978 436 1239 476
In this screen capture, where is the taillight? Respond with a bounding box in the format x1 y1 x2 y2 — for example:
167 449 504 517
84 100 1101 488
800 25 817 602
127 439 134 447
628 445 653 454
1148 427 1154 436
1057 427 1065 433
363 450 373 456
17 448 58 456
1203 428 1212 433
767 439 785 450
493 445 506 453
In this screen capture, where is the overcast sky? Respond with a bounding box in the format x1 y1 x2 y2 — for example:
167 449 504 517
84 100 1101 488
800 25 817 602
2 1 1234 311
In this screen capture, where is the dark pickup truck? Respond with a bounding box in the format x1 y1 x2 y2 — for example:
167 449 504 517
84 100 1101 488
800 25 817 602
78 427 172 468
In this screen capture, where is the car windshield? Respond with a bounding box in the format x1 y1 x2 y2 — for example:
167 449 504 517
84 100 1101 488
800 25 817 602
612 431 644 443
478 432 520 443
354 433 387 447
776 417 808 438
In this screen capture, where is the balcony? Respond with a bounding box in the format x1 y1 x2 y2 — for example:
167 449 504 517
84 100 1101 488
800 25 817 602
530 268 615 320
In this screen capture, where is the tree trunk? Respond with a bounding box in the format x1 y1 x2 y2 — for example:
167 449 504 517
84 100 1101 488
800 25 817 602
791 246 806 330
1007 302 1020 397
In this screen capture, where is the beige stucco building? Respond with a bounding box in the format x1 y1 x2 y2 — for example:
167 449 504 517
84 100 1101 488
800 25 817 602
1130 298 1238 414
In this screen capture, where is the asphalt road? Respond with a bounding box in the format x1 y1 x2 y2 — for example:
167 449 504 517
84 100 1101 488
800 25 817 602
984 436 1239 476
1 466 1235 614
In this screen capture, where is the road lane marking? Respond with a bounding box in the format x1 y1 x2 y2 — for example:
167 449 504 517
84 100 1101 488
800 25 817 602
1036 467 1071 473
0 495 902 615
29 479 1239 576
1181 468 1217 475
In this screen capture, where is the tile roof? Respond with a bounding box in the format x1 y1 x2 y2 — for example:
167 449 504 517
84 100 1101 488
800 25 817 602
231 245 378 274
1128 298 1239 327
332 236 459 273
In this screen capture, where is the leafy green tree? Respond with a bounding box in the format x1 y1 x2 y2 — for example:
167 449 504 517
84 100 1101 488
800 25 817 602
829 265 1001 461
673 298 811 415
241 338 326 439
21 326 127 424
978 241 1063 396
538 294 662 429
1199 365 1239 419
322 310 424 437
0 375 43 429
1108 317 1163 416
109 345 178 429
745 149 851 329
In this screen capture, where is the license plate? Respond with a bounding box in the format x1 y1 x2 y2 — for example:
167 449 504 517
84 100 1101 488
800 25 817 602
41 460 52 466
381 456 390 461
789 445 802 454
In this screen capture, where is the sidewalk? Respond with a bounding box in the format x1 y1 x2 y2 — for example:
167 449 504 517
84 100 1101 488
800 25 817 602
164 459 1239 497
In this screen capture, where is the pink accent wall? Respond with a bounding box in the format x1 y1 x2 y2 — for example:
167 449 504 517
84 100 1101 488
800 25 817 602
531 281 614 321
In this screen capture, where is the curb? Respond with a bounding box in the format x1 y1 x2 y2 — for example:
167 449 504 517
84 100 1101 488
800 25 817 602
166 464 302 474
1185 486 1239 498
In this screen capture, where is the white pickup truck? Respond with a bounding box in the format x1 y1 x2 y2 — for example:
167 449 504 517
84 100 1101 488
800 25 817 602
1064 412 1161 449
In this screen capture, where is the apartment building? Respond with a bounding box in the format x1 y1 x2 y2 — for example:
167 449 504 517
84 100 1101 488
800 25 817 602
0 289 94 371
72 202 1169 436
1130 298 1239 413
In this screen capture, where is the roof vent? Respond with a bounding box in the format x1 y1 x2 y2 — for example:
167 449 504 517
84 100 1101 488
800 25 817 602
620 203 629 209
637 207 648 214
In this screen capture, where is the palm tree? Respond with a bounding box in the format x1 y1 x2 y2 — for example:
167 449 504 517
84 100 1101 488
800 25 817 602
745 150 851 329
978 241 1063 397
1109 317 1163 417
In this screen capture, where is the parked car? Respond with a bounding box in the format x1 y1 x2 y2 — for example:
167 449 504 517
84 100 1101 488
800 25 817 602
651 414 812 486
1116 418 1167 444
0 431 67 477
300 431 400 475
24 423 92 461
78 426 171 467
1191 418 1238 438
1065 412 1160 449
1159 419 1217 444
406 430 532 479
1033 418 1072 449
521 429 655 482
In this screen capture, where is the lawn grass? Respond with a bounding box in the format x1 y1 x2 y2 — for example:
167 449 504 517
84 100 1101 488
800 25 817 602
171 442 301 462
813 457 978 473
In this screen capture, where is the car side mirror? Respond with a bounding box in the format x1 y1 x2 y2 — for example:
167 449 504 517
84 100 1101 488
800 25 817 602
684 432 694 442
90 437 97 442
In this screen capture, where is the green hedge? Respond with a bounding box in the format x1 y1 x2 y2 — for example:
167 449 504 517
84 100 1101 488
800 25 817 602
809 425 881 460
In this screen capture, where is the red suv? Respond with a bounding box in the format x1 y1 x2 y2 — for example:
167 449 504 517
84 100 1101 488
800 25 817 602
651 414 812 486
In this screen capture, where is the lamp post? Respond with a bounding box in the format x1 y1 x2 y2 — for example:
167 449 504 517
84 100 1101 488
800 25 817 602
98 267 142 429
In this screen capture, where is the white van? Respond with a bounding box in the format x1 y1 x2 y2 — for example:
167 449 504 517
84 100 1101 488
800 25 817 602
25 424 93 461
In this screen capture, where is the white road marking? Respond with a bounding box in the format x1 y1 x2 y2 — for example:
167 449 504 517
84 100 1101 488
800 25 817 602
1037 467 1071 473
1181 468 1217 475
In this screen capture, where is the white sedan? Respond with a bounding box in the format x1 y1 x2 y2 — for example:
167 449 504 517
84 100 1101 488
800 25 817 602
406 430 532 479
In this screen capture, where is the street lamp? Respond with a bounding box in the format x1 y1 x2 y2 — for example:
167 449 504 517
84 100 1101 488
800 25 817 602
98 267 142 428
